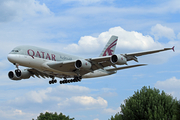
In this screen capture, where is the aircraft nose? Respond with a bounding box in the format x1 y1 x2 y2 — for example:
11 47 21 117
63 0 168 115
7 54 16 63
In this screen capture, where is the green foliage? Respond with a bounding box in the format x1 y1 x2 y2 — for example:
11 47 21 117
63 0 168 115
110 86 179 120
109 112 123 120
34 112 74 120
176 100 180 120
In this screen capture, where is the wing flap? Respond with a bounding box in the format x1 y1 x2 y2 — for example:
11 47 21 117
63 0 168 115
106 64 147 71
86 56 112 70
28 68 50 79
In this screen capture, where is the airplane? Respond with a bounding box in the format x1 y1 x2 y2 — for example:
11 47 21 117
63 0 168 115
7 35 175 84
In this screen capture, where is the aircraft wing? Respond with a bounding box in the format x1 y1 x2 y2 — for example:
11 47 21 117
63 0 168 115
47 60 77 72
47 56 112 71
44 47 174 76
124 46 174 62
46 56 113 75
86 56 112 70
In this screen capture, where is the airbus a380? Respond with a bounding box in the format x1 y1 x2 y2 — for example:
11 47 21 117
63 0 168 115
7 36 174 84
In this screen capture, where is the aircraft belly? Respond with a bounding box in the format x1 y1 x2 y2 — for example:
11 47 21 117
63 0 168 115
36 68 76 78
82 70 111 78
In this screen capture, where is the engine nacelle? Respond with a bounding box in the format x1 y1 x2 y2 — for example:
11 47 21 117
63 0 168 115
8 71 21 80
110 54 127 65
75 59 92 70
8 69 31 80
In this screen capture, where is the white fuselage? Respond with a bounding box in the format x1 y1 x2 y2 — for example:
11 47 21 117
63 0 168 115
7 45 115 79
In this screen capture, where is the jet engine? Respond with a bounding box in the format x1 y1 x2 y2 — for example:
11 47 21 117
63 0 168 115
75 59 92 70
110 54 127 65
8 69 31 80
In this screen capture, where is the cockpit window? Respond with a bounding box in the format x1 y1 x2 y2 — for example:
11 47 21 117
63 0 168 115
11 50 19 52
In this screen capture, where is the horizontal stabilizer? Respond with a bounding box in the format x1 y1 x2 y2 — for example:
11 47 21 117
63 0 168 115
106 64 147 71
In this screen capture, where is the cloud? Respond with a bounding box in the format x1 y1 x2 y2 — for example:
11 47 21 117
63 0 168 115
1 84 122 120
74 96 107 107
162 0 180 13
60 0 113 5
64 26 163 55
58 96 108 110
0 59 10 69
0 0 51 22
1 1 180 120
51 85 91 98
60 0 180 19
64 36 100 54
13 109 23 115
0 108 35 120
154 77 180 99
64 26 178 65
94 118 99 120
177 33 180 39
7 85 91 105
0 1 179 59
27 87 53 103
5 84 110 114
155 77 180 90
151 24 176 40
103 107 121 115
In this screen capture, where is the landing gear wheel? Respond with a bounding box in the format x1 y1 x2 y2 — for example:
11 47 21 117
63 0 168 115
49 81 51 84
54 79 57 83
49 76 57 84
59 76 82 84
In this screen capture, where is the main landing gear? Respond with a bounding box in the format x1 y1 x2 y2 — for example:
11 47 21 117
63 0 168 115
49 79 57 84
48 76 82 84
59 76 82 84
49 76 57 84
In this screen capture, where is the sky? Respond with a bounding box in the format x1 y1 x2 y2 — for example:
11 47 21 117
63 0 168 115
0 0 180 120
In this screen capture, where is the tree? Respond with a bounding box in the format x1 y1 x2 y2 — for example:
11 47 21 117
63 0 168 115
33 112 74 120
109 112 123 120
110 86 179 120
176 100 180 120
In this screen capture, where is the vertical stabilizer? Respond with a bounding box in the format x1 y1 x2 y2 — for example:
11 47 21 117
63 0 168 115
99 35 118 57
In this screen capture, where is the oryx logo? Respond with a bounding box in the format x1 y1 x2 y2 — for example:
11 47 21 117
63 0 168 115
103 39 117 56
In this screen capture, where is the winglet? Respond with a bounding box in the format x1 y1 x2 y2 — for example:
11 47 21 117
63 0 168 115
172 46 175 52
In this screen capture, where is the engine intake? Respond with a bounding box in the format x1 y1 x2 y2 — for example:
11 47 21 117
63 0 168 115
8 69 31 80
8 71 20 80
110 54 127 65
75 59 92 70
15 69 21 77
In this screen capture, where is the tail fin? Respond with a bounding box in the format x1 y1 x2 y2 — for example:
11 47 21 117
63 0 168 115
99 35 118 57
